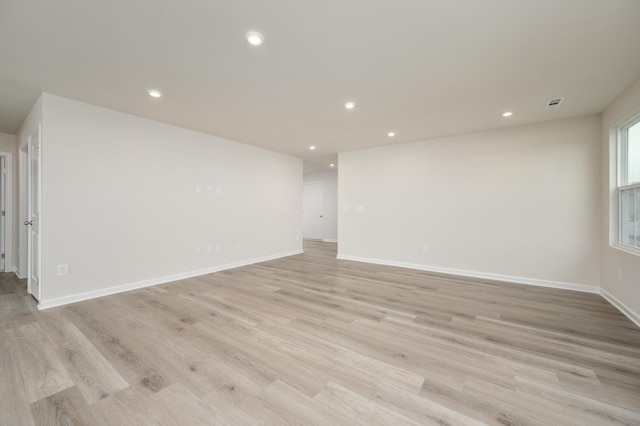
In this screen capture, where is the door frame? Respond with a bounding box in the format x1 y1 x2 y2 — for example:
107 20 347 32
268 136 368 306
0 151 14 273
24 125 42 300
303 181 325 240
18 146 27 279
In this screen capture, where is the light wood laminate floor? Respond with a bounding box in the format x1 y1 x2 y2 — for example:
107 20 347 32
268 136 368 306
1 241 639 425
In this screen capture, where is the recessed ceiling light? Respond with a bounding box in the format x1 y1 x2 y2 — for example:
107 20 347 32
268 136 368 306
246 31 264 46
309 146 316 150
387 131 396 137
330 163 335 167
344 101 356 110
502 111 513 117
148 90 162 98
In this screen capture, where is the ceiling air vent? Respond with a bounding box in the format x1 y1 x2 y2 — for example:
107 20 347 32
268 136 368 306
545 97 564 109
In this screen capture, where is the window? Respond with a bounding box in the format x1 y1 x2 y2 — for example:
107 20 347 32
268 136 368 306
619 116 640 249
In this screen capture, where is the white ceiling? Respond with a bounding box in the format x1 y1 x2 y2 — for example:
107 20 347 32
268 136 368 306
1 0 640 174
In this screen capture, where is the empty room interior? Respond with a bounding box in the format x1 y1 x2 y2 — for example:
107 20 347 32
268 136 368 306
1 1 640 424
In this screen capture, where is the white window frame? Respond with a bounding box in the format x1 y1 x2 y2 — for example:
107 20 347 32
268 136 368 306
617 114 640 254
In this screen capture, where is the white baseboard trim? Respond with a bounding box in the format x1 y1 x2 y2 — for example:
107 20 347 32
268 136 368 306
599 289 640 328
336 254 599 294
323 239 338 243
38 250 303 310
13 267 25 280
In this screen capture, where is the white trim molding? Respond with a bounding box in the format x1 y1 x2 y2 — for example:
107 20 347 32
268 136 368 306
336 254 599 294
599 288 640 328
13 266 25 279
38 250 303 310
0 151 13 273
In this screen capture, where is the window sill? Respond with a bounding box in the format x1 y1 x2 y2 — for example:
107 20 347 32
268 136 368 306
611 243 640 257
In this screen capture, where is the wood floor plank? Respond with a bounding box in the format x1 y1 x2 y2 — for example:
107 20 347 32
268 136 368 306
62 302 171 396
260 379 350 425
1 240 639 424
147 382 222 425
314 381 422 426
6 322 75 404
0 329 36 426
372 380 485 426
0 293 36 329
514 375 640 426
38 309 129 404
29 386 93 426
101 291 271 399
90 385 162 426
200 380 294 425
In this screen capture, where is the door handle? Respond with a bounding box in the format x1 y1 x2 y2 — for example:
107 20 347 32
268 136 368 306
24 220 32 226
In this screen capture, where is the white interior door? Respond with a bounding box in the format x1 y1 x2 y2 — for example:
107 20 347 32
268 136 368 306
303 182 324 240
26 125 41 300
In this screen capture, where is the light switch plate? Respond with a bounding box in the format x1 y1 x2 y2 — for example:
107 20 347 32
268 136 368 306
57 264 69 276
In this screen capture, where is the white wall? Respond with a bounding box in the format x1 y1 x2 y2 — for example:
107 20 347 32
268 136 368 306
304 171 338 242
34 94 302 306
602 77 640 324
0 133 17 272
0 133 16 153
339 115 602 290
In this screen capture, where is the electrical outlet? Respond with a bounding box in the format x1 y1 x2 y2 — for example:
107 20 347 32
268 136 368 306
57 264 69 276
216 185 223 194
195 185 202 193
421 244 428 253
216 244 222 253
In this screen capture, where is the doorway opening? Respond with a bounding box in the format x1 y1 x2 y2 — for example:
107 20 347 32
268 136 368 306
0 152 14 273
303 182 325 240
19 125 41 300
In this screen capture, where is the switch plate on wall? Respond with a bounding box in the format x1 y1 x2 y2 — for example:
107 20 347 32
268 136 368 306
57 264 69 276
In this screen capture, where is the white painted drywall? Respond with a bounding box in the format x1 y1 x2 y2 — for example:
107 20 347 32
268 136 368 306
0 133 16 152
602 77 640 323
0 133 17 272
33 94 302 304
338 115 602 288
304 171 338 242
